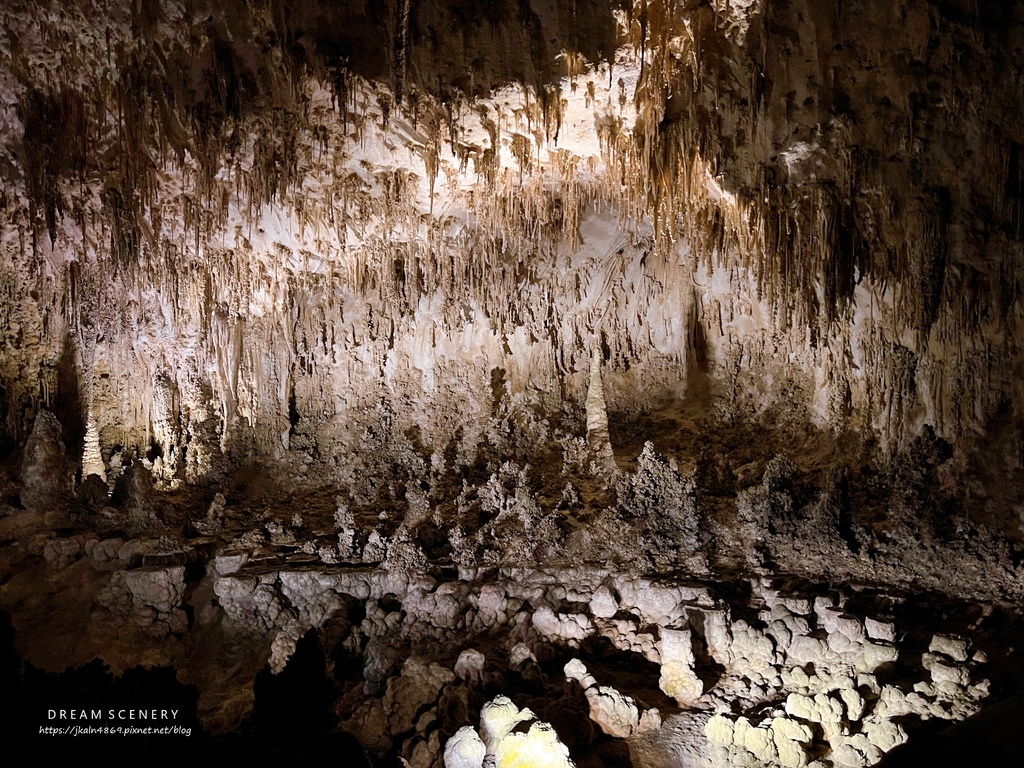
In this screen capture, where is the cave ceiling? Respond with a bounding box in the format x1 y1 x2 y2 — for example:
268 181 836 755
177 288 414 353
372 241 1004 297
0 0 1021 482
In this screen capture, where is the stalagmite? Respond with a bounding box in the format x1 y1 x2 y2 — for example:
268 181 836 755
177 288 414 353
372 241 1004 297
585 346 615 467
658 628 704 706
446 696 575 768
82 413 106 482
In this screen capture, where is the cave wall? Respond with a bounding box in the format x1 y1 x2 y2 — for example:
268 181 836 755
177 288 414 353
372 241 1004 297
0 0 1022 487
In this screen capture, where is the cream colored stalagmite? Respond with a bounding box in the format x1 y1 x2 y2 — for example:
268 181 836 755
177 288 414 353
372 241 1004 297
82 416 106 482
80 333 106 482
585 346 615 471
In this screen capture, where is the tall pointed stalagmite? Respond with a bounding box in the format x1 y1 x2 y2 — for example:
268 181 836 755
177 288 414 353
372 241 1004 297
81 334 106 482
82 414 106 482
586 346 615 469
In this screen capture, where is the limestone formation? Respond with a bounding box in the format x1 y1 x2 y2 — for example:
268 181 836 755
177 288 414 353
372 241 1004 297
445 696 574 768
658 628 704 706
585 347 614 468
564 657 649 738
444 726 486 768
1 1 1024 765
20 411 73 514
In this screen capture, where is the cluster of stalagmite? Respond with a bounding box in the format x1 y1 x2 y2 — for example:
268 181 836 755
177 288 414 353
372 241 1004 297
26 508 995 767
3 390 1017 763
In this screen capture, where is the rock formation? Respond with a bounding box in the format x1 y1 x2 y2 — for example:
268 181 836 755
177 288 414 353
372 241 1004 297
2 0 1024 764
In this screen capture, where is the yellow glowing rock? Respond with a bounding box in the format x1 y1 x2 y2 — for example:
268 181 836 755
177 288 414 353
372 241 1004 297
480 695 536 753
495 722 574 768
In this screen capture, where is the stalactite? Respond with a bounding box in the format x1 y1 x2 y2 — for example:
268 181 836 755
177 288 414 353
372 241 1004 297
0 0 1017 474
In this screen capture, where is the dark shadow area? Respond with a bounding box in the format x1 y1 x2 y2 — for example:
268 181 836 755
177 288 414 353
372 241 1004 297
286 0 626 99
1 608 372 765
247 630 336 746
877 695 1024 767
2 609 202 765
54 333 84 466
0 383 14 459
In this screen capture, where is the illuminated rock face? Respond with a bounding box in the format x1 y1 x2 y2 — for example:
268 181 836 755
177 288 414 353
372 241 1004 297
0 515 1008 765
443 696 576 768
1 0 1023 493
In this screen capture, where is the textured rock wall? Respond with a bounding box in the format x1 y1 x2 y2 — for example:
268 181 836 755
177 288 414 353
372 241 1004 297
11 516 1003 766
0 0 1021 490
